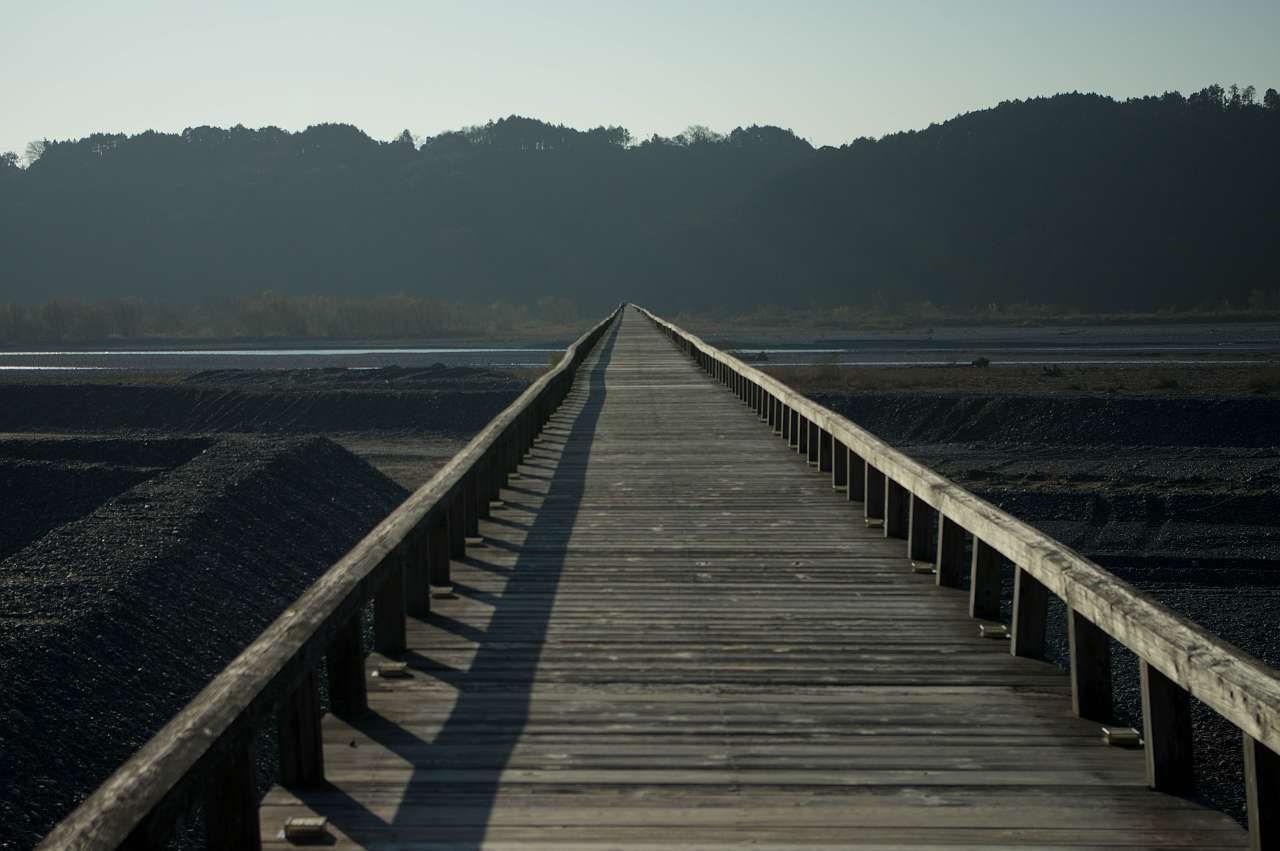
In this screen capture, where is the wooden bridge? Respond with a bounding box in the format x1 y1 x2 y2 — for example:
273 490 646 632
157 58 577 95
43 306 1278 849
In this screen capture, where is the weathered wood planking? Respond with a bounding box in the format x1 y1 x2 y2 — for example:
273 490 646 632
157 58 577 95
258 308 1245 848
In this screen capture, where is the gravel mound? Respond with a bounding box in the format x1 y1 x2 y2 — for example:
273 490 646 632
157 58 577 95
0 436 406 849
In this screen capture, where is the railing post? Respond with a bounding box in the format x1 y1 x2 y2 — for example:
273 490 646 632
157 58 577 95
1244 733 1279 850
373 558 406 654
463 473 480 539
832 439 847 490
1068 607 1112 722
781 405 791 441
277 669 324 788
847 450 865 503
791 412 803 450
807 421 820 465
404 532 430 616
428 515 452 589
908 495 936 563
935 516 965 588
327 612 368 718
773 400 783 434
1011 567 1049 658
969 539 1002 621
818 430 833 472
797 415 809 456
884 479 909 539
864 463 885 523
205 740 261 851
448 491 466 557
1141 661 1194 793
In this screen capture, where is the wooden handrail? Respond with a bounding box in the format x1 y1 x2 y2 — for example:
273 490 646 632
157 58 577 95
636 304 1278 846
39 306 622 850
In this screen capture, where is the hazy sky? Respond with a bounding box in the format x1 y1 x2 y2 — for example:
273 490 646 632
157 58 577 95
5 0 1280 155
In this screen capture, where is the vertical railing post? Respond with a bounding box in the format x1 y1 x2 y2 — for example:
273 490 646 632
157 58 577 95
864 463 886 524
1011 567 1049 658
908 495 936 563
277 669 325 788
205 741 261 851
448 491 466 557
373 558 406 654
969 539 1002 621
1244 734 1278 850
327 612 368 718
428 515 452 590
1068 608 1112 722
818 430 833 473
404 532 430 616
847 450 865 504
935 516 966 588
884 479 909 539
1146 660 1192 793
806 421 820 465
832 439 848 491
1140 661 1195 793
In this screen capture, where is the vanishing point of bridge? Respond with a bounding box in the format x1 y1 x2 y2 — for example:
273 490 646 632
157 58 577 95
43 307 1278 849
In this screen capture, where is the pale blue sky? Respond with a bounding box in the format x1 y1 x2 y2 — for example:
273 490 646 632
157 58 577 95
4 0 1279 155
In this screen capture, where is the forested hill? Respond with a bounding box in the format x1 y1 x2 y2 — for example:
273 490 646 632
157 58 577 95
3 85 1278 315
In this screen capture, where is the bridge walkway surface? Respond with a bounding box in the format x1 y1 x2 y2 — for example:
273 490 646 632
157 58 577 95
258 307 1245 848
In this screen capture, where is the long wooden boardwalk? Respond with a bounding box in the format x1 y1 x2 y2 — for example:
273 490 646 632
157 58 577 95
259 308 1245 848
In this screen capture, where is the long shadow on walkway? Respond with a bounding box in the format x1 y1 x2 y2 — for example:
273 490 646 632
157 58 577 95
300 319 619 847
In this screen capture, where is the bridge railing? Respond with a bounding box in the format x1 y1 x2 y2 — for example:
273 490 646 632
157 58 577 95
39 307 621 851
636 305 1278 848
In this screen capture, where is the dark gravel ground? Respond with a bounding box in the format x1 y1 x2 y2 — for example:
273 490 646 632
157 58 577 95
811 390 1280 824
0 436 406 850
0 365 528 436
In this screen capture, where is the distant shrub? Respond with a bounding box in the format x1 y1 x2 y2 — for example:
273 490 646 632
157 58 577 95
971 356 991 368
1041 365 1065 378
1153 377 1181 390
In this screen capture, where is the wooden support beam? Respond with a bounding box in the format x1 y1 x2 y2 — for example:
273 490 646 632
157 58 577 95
277 670 324 788
1011 566 1049 658
205 742 260 851
428 517 451 588
847 450 865 503
884 479 909 539
462 474 479 538
969 539 1002 621
448 493 466 558
935 516 966 588
403 534 430 617
372 560 406 654
326 613 367 719
1141 660 1195 794
908 495 936 563
1068 607 1113 722
832 439 848 489
1244 733 1279 851
864 464 886 521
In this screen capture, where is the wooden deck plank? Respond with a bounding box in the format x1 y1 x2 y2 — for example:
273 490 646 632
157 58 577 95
258 307 1245 848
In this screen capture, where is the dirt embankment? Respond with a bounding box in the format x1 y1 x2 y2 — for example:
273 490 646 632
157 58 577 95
0 364 530 434
0 436 407 850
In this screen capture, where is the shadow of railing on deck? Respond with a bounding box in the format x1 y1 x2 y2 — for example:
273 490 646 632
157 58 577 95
295 319 619 847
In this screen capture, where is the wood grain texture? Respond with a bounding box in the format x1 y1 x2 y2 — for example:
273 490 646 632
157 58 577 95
255 307 1244 849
